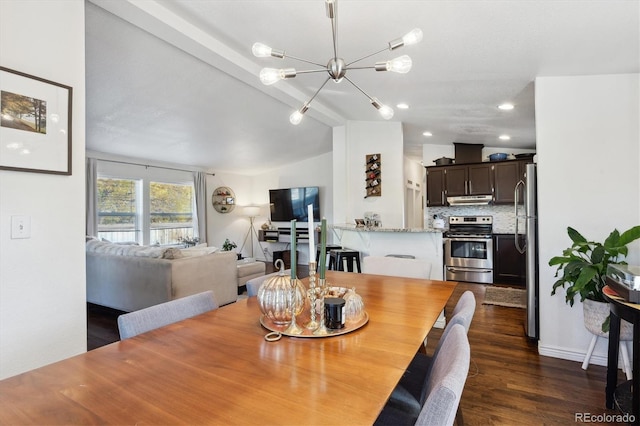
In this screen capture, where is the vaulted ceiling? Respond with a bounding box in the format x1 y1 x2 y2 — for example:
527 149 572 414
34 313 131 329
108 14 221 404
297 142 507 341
85 0 639 174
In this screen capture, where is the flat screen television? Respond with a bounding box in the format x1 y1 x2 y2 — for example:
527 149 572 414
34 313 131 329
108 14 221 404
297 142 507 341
269 187 320 222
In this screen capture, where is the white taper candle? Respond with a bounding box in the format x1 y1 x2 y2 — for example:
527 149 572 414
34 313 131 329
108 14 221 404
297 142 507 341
308 204 315 262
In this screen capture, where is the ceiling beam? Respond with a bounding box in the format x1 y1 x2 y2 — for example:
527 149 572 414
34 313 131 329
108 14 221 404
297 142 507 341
88 0 345 127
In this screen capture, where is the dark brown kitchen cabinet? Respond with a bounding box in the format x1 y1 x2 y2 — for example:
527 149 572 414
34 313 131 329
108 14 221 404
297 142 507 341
494 160 531 204
493 233 526 285
426 167 446 206
445 164 493 197
467 163 494 195
443 165 467 197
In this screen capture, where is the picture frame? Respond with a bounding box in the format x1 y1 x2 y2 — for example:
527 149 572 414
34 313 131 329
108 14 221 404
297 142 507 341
0 66 72 175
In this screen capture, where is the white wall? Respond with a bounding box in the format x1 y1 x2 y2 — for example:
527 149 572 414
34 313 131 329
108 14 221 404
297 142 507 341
334 121 405 228
0 0 87 379
205 171 253 255
536 74 640 365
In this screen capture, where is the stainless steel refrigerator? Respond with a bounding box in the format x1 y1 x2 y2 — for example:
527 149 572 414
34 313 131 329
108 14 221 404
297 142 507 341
515 163 538 340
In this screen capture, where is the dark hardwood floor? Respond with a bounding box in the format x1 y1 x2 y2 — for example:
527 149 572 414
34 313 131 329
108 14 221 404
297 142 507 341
87 265 623 424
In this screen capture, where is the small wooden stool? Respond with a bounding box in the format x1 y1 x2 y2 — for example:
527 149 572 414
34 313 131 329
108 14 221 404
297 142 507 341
328 249 361 273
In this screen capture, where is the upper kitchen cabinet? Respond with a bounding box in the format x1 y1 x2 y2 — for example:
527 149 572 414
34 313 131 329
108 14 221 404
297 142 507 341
445 164 494 197
426 167 446 206
493 159 532 204
426 157 535 207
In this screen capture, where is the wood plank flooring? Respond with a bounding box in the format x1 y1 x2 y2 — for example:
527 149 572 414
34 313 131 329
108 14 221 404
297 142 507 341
87 269 624 424
432 283 623 425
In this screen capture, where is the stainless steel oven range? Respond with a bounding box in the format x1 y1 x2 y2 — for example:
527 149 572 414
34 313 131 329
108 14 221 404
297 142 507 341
444 215 493 284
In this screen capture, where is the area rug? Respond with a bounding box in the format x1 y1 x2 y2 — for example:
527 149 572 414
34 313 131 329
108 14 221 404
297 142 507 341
483 286 526 309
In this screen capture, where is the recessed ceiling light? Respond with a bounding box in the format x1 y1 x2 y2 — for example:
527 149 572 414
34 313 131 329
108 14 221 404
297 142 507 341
499 135 511 141
422 131 433 137
397 103 409 109
498 103 514 111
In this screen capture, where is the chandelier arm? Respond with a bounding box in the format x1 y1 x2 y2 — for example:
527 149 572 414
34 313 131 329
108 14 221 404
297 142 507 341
284 54 327 68
346 47 389 67
305 76 332 106
342 75 375 102
344 65 377 71
329 0 338 60
295 68 332 75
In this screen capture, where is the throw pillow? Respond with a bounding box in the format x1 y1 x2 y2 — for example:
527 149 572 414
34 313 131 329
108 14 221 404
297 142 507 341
162 247 184 259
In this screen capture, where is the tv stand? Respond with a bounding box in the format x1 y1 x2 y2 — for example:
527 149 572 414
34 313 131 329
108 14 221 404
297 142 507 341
258 227 319 244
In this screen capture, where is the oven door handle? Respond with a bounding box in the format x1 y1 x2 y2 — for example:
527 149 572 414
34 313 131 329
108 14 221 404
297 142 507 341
446 267 493 274
444 237 492 242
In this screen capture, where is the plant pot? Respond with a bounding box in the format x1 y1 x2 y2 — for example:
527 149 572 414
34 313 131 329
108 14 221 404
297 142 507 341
582 298 633 339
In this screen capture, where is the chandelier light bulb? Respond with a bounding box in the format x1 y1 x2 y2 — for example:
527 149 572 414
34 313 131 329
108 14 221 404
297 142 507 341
378 104 394 120
387 55 412 73
371 98 394 120
252 43 272 58
289 111 304 125
260 68 282 85
259 68 296 85
402 28 423 46
290 104 309 125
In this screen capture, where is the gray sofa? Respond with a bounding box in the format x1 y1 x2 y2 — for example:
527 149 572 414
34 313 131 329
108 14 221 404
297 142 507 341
86 240 238 312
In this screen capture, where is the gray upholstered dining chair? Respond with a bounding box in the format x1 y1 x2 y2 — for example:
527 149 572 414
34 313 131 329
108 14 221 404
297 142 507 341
117 290 219 339
384 291 476 423
375 324 471 426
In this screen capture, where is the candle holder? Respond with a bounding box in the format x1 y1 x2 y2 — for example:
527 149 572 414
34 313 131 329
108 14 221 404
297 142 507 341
313 278 330 336
283 277 304 335
305 262 320 330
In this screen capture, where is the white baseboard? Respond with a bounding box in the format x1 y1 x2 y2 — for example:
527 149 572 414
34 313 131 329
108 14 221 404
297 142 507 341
538 343 631 369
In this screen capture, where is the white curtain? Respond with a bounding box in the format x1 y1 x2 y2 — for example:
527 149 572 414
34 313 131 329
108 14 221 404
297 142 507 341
86 157 98 237
193 171 207 244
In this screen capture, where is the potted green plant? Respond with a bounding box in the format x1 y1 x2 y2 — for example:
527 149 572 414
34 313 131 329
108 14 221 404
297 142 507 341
550 225 640 332
222 239 241 259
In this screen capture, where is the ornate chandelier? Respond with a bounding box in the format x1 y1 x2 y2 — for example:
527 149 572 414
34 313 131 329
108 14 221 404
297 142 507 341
252 0 422 125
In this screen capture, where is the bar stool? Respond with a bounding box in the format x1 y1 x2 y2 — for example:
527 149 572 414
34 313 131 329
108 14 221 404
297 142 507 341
328 249 361 273
316 244 342 271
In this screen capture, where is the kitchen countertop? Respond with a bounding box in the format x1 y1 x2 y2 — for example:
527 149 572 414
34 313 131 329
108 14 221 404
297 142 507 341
331 224 444 233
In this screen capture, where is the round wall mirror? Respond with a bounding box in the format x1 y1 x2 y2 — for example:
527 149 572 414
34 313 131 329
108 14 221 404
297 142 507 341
212 186 236 213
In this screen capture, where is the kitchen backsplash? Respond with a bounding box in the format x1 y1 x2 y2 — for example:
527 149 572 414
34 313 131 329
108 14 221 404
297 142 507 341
425 204 524 234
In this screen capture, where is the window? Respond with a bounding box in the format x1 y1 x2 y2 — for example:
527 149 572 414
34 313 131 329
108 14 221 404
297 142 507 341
97 178 141 243
150 182 194 245
96 177 195 245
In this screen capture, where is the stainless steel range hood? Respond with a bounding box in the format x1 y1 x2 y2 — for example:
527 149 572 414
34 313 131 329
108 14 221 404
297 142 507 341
446 195 493 206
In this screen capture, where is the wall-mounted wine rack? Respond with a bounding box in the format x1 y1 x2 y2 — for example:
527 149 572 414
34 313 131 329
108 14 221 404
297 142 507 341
365 153 381 198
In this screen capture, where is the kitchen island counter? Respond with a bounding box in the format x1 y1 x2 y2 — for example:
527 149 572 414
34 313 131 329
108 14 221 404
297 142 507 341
332 224 444 233
330 225 444 280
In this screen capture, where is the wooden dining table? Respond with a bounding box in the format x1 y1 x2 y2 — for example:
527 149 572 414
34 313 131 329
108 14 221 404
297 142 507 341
0 271 456 425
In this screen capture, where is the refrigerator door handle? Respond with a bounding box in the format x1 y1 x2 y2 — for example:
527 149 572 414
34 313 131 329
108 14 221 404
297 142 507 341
514 180 526 254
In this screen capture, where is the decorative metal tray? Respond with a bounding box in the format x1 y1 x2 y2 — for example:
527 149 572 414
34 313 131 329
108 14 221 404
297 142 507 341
260 311 369 338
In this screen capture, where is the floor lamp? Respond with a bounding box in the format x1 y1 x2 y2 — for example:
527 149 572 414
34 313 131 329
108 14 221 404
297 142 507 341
239 206 264 259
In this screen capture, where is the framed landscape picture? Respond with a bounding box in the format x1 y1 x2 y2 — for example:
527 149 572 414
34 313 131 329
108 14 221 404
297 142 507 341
0 66 72 175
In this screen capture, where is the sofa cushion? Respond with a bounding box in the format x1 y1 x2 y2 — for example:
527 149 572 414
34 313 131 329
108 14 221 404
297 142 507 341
87 239 176 258
180 246 218 257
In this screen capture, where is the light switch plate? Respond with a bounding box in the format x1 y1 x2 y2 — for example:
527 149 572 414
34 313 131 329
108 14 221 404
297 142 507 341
11 215 31 239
